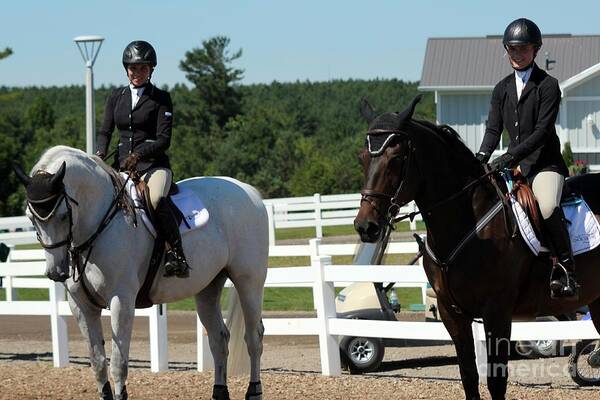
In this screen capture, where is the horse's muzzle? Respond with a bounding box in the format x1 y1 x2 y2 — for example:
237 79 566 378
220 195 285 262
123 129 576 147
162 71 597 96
354 219 381 243
46 267 69 282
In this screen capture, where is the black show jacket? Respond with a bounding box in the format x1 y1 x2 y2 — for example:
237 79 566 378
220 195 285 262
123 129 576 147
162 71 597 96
479 63 568 179
97 83 173 172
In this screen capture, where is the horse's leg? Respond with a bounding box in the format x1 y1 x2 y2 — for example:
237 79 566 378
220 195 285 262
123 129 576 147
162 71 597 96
68 294 113 400
109 296 136 400
482 309 512 400
195 272 231 400
588 298 600 332
438 301 481 400
230 275 265 400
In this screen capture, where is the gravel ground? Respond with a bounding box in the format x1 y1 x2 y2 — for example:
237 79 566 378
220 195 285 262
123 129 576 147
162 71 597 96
1 311 598 399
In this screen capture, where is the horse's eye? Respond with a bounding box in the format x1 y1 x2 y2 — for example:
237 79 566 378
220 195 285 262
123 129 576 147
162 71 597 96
390 154 406 167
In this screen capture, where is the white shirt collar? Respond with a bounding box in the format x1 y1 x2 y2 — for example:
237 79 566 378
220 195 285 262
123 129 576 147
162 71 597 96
515 66 533 84
129 83 146 95
129 84 146 109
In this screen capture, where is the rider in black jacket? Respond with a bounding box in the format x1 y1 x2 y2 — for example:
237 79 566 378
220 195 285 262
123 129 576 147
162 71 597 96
477 19 577 299
96 41 190 278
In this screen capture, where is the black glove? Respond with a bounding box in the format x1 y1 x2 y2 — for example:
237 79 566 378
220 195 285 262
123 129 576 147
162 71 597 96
123 153 140 171
475 152 490 164
490 152 515 171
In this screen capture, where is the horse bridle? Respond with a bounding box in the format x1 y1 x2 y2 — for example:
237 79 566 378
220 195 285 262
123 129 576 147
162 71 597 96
29 188 78 251
29 172 131 285
361 126 501 231
360 129 416 229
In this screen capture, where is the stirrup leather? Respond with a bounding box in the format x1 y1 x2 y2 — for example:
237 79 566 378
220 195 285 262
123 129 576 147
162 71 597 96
549 261 579 298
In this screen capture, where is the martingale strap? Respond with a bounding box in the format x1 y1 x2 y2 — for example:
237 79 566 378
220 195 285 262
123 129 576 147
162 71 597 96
416 199 504 319
428 200 505 267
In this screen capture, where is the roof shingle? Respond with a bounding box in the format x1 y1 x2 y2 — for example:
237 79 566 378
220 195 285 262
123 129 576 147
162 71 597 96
419 35 600 89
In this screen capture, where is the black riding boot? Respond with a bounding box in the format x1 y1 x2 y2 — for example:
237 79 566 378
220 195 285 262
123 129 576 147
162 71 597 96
545 207 579 299
155 197 190 278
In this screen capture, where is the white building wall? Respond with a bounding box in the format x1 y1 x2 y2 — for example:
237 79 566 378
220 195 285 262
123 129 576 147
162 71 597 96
563 74 600 156
432 73 600 168
568 74 600 97
438 93 492 153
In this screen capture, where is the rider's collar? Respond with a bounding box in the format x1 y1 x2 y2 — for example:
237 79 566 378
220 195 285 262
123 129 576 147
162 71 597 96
129 82 148 90
514 66 533 82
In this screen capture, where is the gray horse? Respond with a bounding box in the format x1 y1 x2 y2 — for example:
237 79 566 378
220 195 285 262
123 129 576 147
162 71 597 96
15 146 268 400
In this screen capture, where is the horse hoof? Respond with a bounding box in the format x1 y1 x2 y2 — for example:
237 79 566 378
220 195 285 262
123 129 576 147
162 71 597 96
99 381 114 400
212 384 230 400
115 385 128 400
245 381 262 400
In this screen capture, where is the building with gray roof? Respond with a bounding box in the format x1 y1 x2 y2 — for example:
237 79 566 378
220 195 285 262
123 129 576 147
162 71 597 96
419 34 600 169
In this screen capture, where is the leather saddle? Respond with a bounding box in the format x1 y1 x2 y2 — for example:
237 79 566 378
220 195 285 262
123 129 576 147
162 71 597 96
129 177 185 309
510 170 545 240
133 178 184 227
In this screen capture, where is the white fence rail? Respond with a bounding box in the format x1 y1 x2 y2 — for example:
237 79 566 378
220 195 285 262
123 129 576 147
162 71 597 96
0 193 423 246
263 193 421 244
1 217 598 380
0 193 422 246
0 247 169 372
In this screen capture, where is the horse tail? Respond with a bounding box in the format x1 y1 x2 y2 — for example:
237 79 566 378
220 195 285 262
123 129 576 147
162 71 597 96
226 286 250 376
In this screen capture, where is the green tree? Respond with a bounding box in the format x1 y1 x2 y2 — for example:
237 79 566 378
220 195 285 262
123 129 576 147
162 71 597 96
562 141 574 167
0 47 12 61
25 97 55 131
179 36 244 128
211 106 301 197
0 117 25 216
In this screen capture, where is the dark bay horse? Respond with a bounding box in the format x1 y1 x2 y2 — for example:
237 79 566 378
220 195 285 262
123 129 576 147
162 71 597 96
354 96 600 399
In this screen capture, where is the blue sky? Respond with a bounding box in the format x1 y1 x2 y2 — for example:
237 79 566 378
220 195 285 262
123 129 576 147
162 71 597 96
2 0 600 87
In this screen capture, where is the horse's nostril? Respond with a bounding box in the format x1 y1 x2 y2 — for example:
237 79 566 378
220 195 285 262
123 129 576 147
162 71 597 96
366 221 380 238
355 219 380 242
354 220 363 234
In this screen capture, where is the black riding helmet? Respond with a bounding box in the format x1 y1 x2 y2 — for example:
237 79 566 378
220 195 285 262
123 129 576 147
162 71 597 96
503 18 542 48
122 40 157 70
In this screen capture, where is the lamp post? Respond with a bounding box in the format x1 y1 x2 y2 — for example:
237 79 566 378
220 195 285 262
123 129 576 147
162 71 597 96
73 35 104 154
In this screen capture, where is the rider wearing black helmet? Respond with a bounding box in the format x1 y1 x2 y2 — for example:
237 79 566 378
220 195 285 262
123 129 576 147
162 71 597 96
96 40 190 278
476 18 578 299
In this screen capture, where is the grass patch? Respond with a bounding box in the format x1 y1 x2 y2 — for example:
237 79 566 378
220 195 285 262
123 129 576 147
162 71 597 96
169 286 424 312
275 222 425 241
7 232 424 312
14 243 41 250
0 288 49 301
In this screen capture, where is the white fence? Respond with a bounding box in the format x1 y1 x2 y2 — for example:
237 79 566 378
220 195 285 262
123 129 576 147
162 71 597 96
0 192 423 246
263 193 422 244
1 216 599 381
0 246 169 372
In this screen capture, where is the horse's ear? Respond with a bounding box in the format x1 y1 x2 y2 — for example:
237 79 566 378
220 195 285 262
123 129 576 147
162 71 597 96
409 94 423 118
12 162 31 187
396 94 423 122
359 98 377 123
50 161 66 185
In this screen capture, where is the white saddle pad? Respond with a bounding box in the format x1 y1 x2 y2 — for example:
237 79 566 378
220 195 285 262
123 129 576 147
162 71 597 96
120 173 209 238
511 195 600 256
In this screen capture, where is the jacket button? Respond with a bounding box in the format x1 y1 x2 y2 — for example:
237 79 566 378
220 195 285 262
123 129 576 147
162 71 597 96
515 121 519 127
